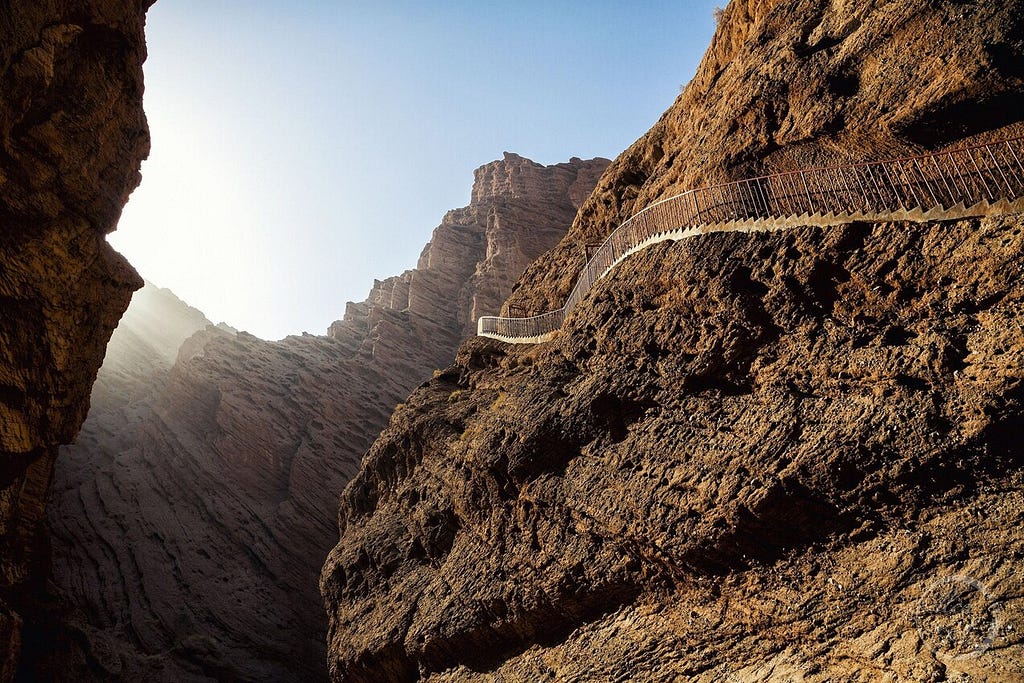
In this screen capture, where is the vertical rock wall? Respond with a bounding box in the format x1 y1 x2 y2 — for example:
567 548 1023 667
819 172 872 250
0 1 151 678
321 0 1024 680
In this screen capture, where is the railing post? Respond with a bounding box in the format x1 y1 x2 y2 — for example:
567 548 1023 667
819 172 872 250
734 182 745 218
825 166 844 215
864 164 887 210
765 176 778 216
986 144 1013 195
787 172 805 216
947 151 972 203
800 171 813 213
818 167 834 215
1000 143 1024 193
967 148 995 201
881 163 906 209
788 172 804 215
764 176 781 216
748 178 765 217
849 165 870 214
750 179 763 217
1006 140 1024 183
930 155 955 207
731 183 743 221
894 160 922 208
913 158 940 208
708 185 720 223
749 179 763 217
737 181 751 219
724 183 737 222
742 181 752 219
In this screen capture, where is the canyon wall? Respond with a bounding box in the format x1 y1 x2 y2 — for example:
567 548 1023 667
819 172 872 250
508 0 1024 316
321 1 1024 680
49 154 607 681
0 2 151 678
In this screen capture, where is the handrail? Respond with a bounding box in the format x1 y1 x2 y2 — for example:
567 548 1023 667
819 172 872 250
478 135 1024 343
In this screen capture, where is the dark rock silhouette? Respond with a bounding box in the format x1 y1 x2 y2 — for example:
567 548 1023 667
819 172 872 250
0 1 151 677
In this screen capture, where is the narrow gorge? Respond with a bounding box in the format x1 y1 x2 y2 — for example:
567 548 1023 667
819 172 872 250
0 0 1022 681
46 155 606 681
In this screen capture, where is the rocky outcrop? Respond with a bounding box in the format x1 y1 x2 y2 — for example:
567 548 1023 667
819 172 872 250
508 0 1024 316
334 153 608 348
0 1 151 677
321 1 1024 680
49 155 607 680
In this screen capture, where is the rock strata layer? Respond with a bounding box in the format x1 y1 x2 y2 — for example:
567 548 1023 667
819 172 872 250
49 155 607 681
321 1 1024 680
0 1 151 677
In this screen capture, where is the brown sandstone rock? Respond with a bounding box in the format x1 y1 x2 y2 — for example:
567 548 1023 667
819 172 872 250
49 155 607 681
0 1 150 677
324 214 1024 683
321 1 1024 680
509 0 1024 317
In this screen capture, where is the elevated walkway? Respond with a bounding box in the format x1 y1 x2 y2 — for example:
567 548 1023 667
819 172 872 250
478 137 1024 343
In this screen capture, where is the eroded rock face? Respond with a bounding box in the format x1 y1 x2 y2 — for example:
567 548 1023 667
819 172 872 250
49 155 607 681
325 216 1024 682
0 1 150 677
321 1 1024 680
509 0 1024 316
338 153 609 346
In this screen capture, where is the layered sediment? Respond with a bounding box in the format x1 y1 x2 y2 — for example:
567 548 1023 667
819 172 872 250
49 155 607 680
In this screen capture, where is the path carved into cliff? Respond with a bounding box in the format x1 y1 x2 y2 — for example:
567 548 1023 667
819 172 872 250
479 136 1024 342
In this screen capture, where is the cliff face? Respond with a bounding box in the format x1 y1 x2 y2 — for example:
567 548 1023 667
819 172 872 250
49 155 607 681
321 1 1024 681
508 0 1024 316
0 1 150 677
335 153 608 351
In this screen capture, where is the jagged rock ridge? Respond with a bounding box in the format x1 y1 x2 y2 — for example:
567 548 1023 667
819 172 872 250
321 1 1024 680
0 1 151 678
48 154 607 681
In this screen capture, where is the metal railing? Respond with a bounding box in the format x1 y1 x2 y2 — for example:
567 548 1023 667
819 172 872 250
478 136 1024 342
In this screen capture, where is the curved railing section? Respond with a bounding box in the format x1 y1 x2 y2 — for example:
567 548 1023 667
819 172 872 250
478 136 1024 343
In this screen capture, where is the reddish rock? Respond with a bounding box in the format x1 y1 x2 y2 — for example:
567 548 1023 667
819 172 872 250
509 0 1024 317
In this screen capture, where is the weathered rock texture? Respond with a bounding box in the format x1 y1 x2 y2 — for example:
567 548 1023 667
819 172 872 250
337 153 607 346
321 1 1024 680
49 155 606 681
509 0 1024 316
0 1 150 678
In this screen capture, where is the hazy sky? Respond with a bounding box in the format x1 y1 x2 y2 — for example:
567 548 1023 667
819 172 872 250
110 1 721 340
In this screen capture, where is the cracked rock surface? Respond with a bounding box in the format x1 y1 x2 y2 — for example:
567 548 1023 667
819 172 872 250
48 156 606 681
0 1 150 678
321 0 1024 680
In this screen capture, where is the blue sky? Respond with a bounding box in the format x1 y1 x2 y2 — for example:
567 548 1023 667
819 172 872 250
111 1 721 339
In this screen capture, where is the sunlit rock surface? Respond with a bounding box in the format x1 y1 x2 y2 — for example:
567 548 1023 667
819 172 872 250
49 155 607 681
321 1 1024 680
0 1 151 677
